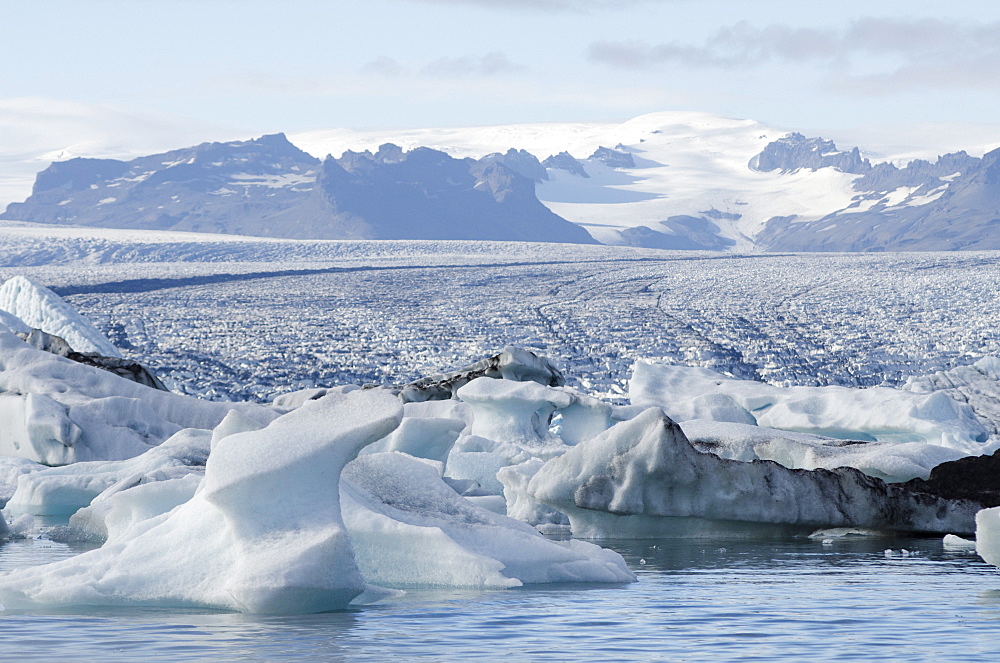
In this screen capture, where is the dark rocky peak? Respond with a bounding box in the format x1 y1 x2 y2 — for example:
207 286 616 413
335 149 377 173
478 148 548 183
374 143 405 164
470 160 534 203
853 151 980 193
589 146 635 169
749 132 871 174
543 151 589 178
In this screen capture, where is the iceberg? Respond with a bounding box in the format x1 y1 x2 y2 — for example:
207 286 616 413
4 426 212 517
631 361 992 482
0 329 277 464
977 507 1000 568
0 389 403 614
0 276 121 358
523 408 980 538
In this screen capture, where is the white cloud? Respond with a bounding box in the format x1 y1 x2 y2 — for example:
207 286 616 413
588 18 1000 92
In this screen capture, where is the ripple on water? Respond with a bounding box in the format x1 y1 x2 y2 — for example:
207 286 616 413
1 536 1000 660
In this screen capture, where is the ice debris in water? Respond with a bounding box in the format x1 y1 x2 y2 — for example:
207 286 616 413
0 389 635 613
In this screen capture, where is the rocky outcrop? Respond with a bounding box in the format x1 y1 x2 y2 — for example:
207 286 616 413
589 146 635 169
542 152 589 178
479 148 548 183
319 144 595 243
749 133 871 174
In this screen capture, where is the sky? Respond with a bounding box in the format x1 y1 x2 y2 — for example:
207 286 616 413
4 0 1000 204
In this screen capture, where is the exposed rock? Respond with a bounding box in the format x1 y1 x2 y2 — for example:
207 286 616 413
749 132 871 174
318 145 595 242
589 146 635 169
542 152 589 178
759 147 1000 252
478 148 548 183
618 216 736 251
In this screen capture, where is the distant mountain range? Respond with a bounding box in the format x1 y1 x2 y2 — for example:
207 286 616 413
5 111 1000 251
2 134 593 244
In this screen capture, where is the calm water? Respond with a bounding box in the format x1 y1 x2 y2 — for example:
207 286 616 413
1 535 999 661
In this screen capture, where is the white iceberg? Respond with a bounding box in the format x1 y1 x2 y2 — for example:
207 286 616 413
0 275 121 357
631 361 992 481
0 389 403 614
524 408 979 539
4 426 212 517
976 507 1000 568
0 329 277 464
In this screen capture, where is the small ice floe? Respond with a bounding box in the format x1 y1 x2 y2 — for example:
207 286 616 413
883 549 912 559
942 533 977 551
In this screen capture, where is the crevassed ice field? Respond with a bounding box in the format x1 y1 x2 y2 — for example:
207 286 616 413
1 228 997 402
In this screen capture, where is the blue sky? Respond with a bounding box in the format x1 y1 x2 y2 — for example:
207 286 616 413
4 0 1000 172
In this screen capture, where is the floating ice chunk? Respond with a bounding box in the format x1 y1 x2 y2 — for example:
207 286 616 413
942 533 977 551
976 507 1000 568
210 408 264 449
341 451 635 588
0 309 29 335
0 276 120 357
555 391 613 445
526 408 980 539
0 329 277 464
401 346 564 402
808 527 884 539
632 361 990 454
403 398 474 428
444 450 509 495
5 426 212 517
0 457 45 507
0 389 404 614
905 357 1000 440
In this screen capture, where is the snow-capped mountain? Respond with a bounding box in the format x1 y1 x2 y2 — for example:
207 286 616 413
5 110 1000 251
2 134 594 244
292 111 1000 252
